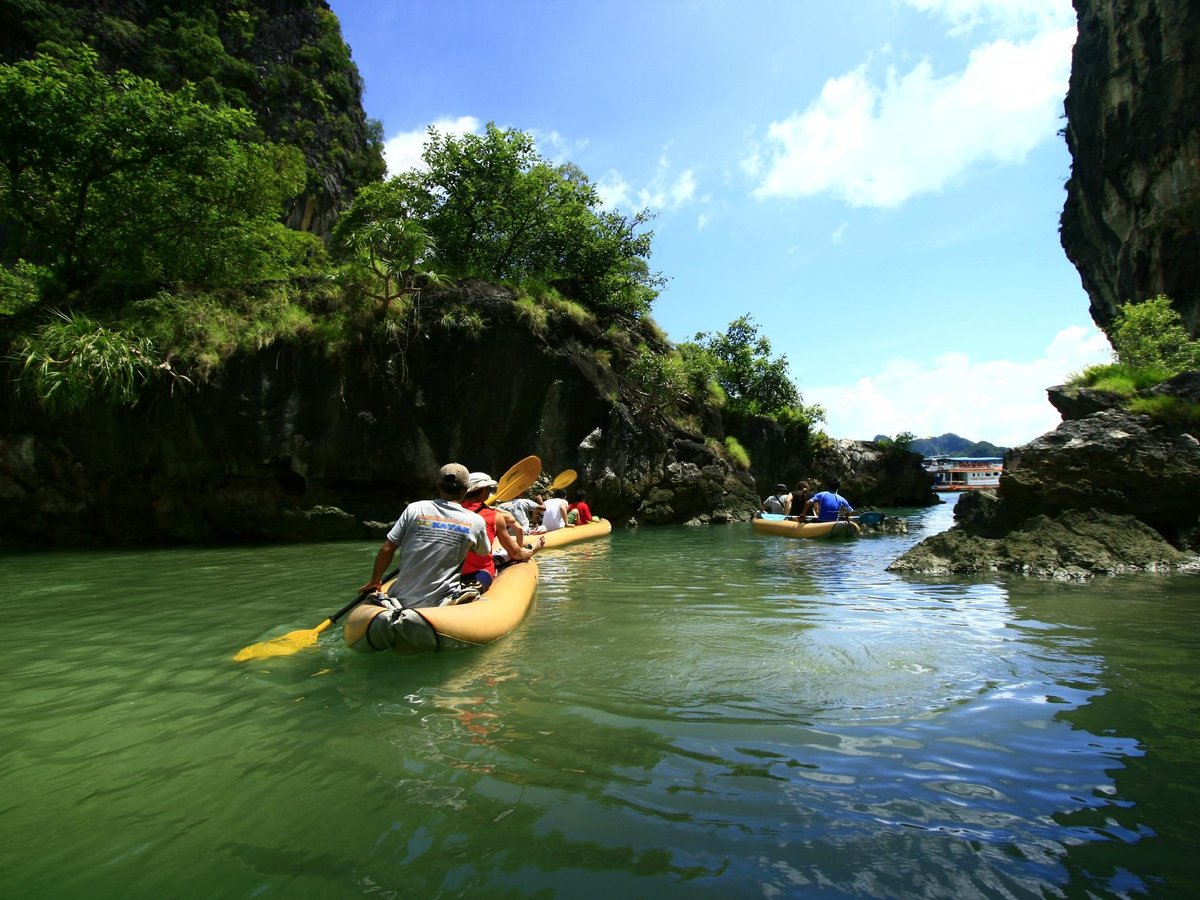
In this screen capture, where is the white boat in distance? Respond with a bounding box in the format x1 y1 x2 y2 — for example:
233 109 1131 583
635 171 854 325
922 456 1003 491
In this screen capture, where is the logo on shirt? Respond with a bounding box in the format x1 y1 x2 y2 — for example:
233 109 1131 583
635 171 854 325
417 514 472 535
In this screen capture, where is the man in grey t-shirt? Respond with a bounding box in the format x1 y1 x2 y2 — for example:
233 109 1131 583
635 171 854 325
358 463 490 609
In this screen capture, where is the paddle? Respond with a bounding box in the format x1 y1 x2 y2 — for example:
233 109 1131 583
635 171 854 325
855 511 885 525
486 455 543 506
232 564 400 662
234 455 543 662
547 468 577 492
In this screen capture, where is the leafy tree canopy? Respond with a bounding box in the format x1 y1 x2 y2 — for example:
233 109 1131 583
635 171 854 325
351 123 662 319
683 315 821 421
1 0 385 197
0 45 309 307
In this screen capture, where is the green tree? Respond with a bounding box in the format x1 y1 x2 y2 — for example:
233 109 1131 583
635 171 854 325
332 179 445 320
685 315 805 417
396 124 661 317
1111 295 1200 375
0 46 308 305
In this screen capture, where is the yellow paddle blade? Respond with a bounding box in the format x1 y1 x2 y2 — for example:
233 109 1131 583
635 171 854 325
548 468 577 491
487 455 542 505
232 618 333 661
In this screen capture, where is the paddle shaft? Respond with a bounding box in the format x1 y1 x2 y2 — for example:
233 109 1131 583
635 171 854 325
330 566 400 626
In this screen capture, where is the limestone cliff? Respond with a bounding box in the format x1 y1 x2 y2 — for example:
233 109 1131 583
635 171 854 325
0 280 933 546
1 0 385 237
1060 0 1200 333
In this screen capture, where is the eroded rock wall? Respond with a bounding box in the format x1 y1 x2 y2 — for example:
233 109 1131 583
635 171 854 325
0 281 762 546
1061 0 1200 333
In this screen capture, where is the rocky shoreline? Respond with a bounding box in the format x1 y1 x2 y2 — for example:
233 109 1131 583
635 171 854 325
890 375 1200 579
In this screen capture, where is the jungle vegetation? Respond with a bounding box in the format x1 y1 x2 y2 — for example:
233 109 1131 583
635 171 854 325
0 8 825 455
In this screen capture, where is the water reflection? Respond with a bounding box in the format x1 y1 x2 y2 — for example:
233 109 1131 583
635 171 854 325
4 512 1200 896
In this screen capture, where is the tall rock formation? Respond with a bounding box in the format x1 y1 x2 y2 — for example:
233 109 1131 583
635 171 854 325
1060 0 1200 333
1 0 385 237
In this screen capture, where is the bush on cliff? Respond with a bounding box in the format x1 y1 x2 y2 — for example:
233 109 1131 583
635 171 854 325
681 315 825 426
1073 295 1200 394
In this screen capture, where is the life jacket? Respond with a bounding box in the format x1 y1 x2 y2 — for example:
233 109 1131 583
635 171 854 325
462 501 497 577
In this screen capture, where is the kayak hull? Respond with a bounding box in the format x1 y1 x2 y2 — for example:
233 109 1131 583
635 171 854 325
751 518 861 540
345 558 539 654
539 517 612 549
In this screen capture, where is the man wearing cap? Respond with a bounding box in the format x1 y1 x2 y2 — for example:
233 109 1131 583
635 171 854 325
761 483 792 515
461 471 540 593
358 463 491 608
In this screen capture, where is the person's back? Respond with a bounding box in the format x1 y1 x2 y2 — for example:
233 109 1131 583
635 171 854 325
762 483 790 515
809 480 852 523
386 498 488 607
499 497 540 531
789 481 810 519
541 490 570 531
567 491 593 525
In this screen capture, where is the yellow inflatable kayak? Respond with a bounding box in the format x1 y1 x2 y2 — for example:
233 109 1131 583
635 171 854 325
344 558 539 654
538 517 612 549
751 516 860 540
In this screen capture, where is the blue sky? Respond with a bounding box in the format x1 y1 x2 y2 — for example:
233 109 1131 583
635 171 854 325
327 0 1112 447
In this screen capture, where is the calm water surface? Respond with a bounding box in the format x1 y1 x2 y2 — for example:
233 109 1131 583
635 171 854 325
3 497 1200 898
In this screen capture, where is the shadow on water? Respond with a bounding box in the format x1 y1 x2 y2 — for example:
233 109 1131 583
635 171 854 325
3 503 1200 897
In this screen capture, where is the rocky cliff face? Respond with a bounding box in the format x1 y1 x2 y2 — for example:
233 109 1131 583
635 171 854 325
891 0 1200 578
0 281 933 546
0 281 751 545
1060 0 1200 333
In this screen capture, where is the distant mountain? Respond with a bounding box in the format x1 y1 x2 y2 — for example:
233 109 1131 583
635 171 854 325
874 433 1009 457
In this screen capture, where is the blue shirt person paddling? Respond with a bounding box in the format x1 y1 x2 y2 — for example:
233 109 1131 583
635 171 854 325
804 479 854 523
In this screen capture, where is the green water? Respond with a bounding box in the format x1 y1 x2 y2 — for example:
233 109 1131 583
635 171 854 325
3 499 1200 898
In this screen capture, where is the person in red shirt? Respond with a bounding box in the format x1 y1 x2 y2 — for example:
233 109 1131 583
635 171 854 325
567 490 593 525
461 471 539 593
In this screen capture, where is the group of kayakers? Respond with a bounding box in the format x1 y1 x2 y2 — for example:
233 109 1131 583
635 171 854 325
356 461 855 622
505 489 593 532
358 463 594 615
760 478 854 522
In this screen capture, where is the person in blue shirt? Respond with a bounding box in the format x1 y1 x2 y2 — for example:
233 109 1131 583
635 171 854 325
804 479 854 523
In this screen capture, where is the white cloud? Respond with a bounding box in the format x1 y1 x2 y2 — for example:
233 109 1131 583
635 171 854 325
600 151 703 214
749 10 1075 207
830 222 848 243
903 0 1076 38
697 211 712 231
804 324 1111 447
383 115 481 176
596 172 632 210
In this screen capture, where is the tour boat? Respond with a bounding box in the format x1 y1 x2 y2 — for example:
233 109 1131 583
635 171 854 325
538 517 612 549
922 456 1003 491
751 515 860 539
344 558 539 654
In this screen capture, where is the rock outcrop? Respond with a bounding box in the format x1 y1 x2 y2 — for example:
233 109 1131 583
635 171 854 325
732 417 937 509
0 281 761 546
890 377 1200 577
0 274 940 546
1060 0 1200 333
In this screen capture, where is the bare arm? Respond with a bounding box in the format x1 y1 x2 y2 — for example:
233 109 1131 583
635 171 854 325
359 539 398 592
493 510 533 561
